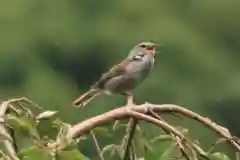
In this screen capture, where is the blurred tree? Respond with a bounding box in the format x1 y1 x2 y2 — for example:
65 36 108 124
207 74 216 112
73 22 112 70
0 0 240 158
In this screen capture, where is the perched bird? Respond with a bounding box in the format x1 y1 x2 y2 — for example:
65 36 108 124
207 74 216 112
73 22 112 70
72 41 157 108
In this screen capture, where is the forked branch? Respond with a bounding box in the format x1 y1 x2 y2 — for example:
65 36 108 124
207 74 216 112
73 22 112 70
66 103 240 154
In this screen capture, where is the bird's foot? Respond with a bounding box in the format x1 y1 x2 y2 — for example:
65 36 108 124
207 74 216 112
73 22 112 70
126 96 135 106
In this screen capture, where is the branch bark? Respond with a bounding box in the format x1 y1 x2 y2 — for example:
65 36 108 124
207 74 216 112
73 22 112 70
66 103 240 152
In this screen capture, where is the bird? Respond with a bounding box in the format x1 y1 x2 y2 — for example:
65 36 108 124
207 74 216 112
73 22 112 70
72 41 157 108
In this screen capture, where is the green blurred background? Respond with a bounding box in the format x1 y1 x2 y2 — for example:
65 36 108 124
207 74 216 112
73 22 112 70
1 0 240 158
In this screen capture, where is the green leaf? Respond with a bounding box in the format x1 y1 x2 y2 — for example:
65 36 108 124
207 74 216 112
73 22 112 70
140 138 153 153
62 140 79 151
56 149 89 160
75 136 88 143
159 143 177 160
19 146 52 160
112 120 127 131
150 134 172 144
6 114 39 138
144 150 159 160
211 152 231 160
93 127 109 133
134 132 153 154
101 144 116 156
175 126 189 134
92 127 112 137
36 111 58 120
208 138 228 154
36 119 59 139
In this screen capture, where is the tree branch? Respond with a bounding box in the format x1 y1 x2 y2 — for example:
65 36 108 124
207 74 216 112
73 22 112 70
66 103 240 153
0 99 20 160
136 103 240 151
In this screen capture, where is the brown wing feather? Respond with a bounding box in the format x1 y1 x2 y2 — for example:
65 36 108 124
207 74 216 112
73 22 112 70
92 59 130 89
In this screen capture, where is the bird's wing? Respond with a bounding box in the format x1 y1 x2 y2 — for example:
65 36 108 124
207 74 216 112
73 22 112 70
92 59 130 89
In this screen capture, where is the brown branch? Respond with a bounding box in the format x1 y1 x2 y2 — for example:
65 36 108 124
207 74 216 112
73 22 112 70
130 110 209 159
65 108 208 158
135 103 240 151
63 102 240 160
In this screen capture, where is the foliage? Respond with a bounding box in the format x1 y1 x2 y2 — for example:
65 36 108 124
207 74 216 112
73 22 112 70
0 98 238 160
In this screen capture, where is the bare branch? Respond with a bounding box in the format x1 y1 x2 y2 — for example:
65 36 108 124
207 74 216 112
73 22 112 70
135 103 240 151
64 103 240 158
90 131 105 160
0 100 19 160
65 108 208 158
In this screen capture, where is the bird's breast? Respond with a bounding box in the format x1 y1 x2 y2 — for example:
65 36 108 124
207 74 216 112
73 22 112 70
103 56 154 93
126 56 154 76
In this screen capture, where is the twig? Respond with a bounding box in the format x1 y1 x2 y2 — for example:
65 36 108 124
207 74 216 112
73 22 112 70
131 111 209 159
14 97 43 111
149 109 189 160
236 152 240 160
185 143 198 160
128 141 137 160
122 118 138 160
175 136 190 160
136 103 240 151
0 100 19 160
90 131 105 160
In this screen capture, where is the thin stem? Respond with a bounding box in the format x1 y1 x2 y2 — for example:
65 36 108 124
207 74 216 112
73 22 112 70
122 118 138 160
90 131 105 160
236 152 240 160
149 109 189 160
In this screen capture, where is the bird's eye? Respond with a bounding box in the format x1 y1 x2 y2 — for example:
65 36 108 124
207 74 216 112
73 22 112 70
140 44 146 48
146 46 154 50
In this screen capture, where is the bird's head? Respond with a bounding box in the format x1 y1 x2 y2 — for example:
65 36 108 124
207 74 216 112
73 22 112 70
128 41 157 60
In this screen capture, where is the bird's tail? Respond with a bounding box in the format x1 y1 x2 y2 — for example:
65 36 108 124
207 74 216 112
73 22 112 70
72 88 101 108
